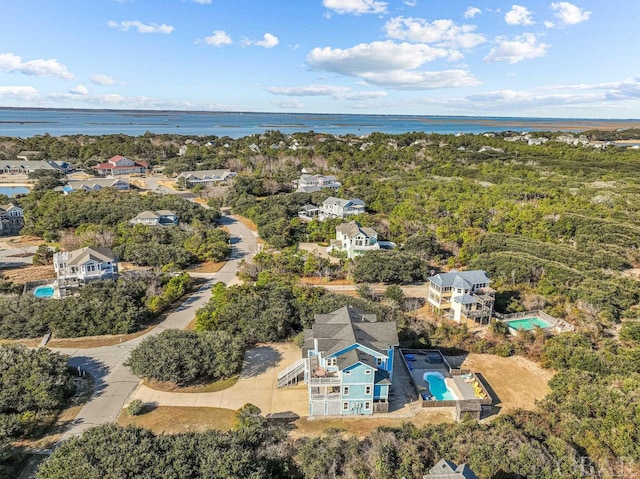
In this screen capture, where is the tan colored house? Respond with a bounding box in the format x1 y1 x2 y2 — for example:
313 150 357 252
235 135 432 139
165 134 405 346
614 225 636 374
427 270 494 325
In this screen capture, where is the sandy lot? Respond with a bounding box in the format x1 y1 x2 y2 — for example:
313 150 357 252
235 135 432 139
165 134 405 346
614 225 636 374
456 353 553 412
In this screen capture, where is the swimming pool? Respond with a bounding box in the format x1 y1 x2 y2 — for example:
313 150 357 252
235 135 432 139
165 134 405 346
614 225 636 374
505 317 553 331
423 372 458 401
33 285 55 298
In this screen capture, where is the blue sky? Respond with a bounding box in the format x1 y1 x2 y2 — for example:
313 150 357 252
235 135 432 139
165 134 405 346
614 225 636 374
1 0 639 118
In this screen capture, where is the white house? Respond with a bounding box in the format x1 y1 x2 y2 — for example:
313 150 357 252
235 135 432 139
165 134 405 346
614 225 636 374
176 169 236 186
320 197 365 219
53 247 118 285
294 174 341 193
130 210 178 226
0 203 24 235
427 270 495 325
329 221 379 258
63 178 130 194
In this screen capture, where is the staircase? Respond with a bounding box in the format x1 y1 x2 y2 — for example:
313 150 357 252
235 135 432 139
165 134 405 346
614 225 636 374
278 358 307 388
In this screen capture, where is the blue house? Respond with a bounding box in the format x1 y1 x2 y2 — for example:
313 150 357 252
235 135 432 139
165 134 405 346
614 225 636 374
278 306 399 416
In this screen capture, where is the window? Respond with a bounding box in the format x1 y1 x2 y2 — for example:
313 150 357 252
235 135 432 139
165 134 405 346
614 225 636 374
344 371 351 375
343 402 349 411
364 402 370 410
364 369 371 375
343 386 349 395
365 386 371 395
376 358 383 366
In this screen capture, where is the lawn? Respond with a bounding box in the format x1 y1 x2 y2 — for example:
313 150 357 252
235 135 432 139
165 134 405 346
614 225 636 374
144 376 239 393
117 406 237 434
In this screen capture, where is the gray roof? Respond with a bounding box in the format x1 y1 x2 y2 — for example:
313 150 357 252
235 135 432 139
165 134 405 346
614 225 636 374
322 197 365 208
298 185 321 193
133 211 161 219
426 459 479 479
65 247 116 266
336 221 377 239
428 270 490 288
300 204 319 212
156 210 176 216
0 203 22 212
178 169 234 180
452 294 478 305
67 178 128 189
305 306 399 366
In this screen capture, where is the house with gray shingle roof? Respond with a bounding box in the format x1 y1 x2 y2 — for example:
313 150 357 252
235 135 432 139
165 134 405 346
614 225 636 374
424 459 479 479
176 169 236 186
427 270 495 325
130 210 177 227
293 173 341 193
278 305 399 416
53 247 118 285
329 221 379 258
320 196 365 219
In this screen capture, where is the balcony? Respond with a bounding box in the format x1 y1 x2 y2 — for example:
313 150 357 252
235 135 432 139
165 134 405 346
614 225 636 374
308 376 342 386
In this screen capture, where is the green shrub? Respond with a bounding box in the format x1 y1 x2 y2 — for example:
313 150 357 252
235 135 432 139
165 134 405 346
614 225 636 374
126 400 144 417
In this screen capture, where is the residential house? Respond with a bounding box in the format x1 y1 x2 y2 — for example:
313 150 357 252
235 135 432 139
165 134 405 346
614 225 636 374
0 203 24 235
320 197 365 219
278 306 399 416
130 210 178 226
423 459 479 479
298 204 320 221
0 160 62 175
427 270 495 325
62 178 130 194
329 221 379 258
94 156 147 176
294 174 341 193
53 247 118 285
16 150 42 160
176 169 236 187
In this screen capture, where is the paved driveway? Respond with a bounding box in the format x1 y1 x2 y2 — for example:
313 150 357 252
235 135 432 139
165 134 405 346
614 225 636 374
53 214 259 439
131 342 308 418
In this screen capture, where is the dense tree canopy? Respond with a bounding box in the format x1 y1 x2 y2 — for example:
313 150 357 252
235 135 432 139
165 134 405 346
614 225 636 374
126 330 244 385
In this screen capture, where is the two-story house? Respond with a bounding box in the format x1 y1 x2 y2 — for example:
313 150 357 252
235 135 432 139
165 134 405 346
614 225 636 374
425 459 479 479
294 174 342 193
0 203 24 235
320 197 365 219
329 221 379 258
94 155 147 176
278 306 399 416
53 247 118 285
427 270 495 325
130 210 178 226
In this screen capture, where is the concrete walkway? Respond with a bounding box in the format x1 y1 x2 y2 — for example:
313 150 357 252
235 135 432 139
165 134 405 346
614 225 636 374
131 343 308 417
53 214 258 439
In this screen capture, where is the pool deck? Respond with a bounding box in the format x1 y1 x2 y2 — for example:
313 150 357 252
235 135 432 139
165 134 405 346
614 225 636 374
405 356 477 401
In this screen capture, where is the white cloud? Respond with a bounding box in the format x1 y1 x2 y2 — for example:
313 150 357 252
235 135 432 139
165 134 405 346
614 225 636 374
484 33 548 63
254 33 279 48
358 69 480 90
548 2 591 27
267 84 387 100
308 41 452 76
272 98 304 109
91 73 118 85
107 20 174 34
307 40 479 90
464 7 482 19
0 53 74 79
505 5 534 25
384 16 486 49
404 0 417 6
322 0 387 15
0 86 40 101
69 85 89 96
243 33 279 48
202 30 232 46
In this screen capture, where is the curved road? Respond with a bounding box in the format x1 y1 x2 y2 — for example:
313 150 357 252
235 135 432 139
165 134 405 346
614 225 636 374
53 215 259 439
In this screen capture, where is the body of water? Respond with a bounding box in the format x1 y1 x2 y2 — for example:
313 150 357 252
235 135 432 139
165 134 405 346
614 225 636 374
0 186 30 197
1 108 639 138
